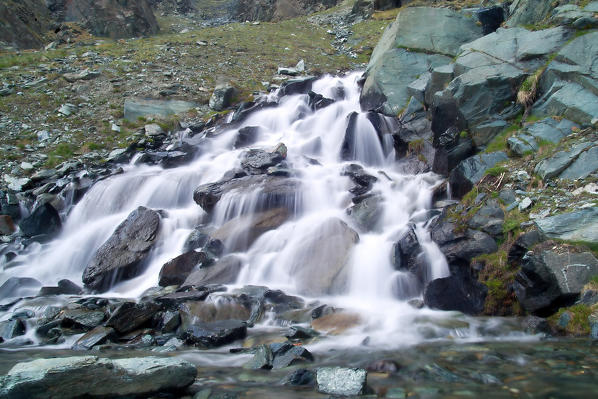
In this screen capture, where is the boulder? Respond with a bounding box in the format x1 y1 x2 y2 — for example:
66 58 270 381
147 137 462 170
18 203 62 238
448 152 508 198
178 300 251 328
347 195 383 231
558 146 598 180
82 206 160 292
514 245 598 314
212 207 291 252
0 319 26 341
209 83 236 111
193 175 300 213
72 326 115 350
433 26 572 145
534 142 593 180
158 251 212 287
533 32 598 125
278 76 317 96
124 98 197 122
62 308 105 330
0 356 197 398
180 319 247 348
105 301 160 334
183 255 244 287
0 277 42 302
240 146 286 174
244 345 273 369
535 208 598 244
507 117 578 156
391 224 422 273
289 218 359 295
506 0 554 27
316 367 368 396
423 273 488 315
271 342 313 369
474 6 505 35
234 126 261 148
360 7 483 115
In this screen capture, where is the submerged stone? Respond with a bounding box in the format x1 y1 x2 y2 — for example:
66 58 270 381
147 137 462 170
316 367 368 396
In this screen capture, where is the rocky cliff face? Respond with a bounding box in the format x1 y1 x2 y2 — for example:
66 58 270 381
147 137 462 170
0 0 52 49
234 0 339 22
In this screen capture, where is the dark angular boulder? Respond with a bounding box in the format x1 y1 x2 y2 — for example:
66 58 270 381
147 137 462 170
18 203 62 238
105 301 161 334
82 206 160 292
391 224 422 273
72 326 115 350
158 250 212 287
180 319 247 348
424 273 488 315
308 91 334 110
475 6 505 35
183 255 244 287
234 126 261 149
279 76 317 97
448 152 508 198
507 230 543 266
240 146 286 174
0 318 26 341
271 342 314 369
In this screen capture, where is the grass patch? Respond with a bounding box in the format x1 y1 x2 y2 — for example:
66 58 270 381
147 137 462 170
485 123 520 153
476 250 522 316
548 304 594 336
485 165 508 177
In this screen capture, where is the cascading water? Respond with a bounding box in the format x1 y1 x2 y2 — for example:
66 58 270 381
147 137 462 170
0 72 532 350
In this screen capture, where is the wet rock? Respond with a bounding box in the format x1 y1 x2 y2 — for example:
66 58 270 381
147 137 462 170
271 342 314 369
279 76 317 96
234 126 261 148
0 356 197 398
285 325 319 340
347 195 383 231
360 7 482 115
534 142 593 180
38 279 83 296
159 251 212 287
523 316 551 335
308 91 334 110
105 301 161 334
180 319 247 348
82 206 160 292
209 83 236 111
424 272 488 315
282 368 316 386
0 277 42 302
244 345 273 369
213 207 291 252
316 367 368 396
514 246 598 314
0 318 25 340
193 175 300 213
431 219 498 264
535 208 598 244
18 202 62 238
240 146 286 174
448 152 508 198
474 6 504 35
183 255 244 287
159 311 180 333
155 289 211 307
392 224 423 273
506 0 554 27
62 308 105 330
230 100 276 124
0 215 16 235
72 326 115 350
311 312 362 335
124 98 197 122
178 299 251 327
508 230 543 266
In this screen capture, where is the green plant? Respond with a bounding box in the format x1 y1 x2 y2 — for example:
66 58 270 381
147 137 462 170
485 165 508 177
548 304 593 336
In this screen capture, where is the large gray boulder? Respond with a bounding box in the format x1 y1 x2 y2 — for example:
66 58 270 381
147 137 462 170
507 117 578 156
316 367 368 396
533 32 598 125
288 218 359 295
0 356 197 398
448 152 508 198
433 26 573 146
183 255 244 287
360 7 483 115
535 208 598 243
82 206 160 292
534 142 596 180
514 245 598 314
124 98 197 122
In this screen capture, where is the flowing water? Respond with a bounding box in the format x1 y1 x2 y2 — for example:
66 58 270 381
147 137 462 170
0 72 533 351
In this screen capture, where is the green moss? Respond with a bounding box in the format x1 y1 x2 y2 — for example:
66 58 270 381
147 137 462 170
549 304 593 336
484 165 508 177
485 124 519 153
503 209 527 235
476 250 522 316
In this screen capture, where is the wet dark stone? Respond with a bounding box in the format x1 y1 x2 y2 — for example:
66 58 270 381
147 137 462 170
308 91 334 110
160 311 181 333
18 202 61 238
0 318 25 340
283 368 316 386
105 301 161 334
391 224 422 273
508 230 543 266
180 319 247 348
279 76 317 96
158 250 213 287
62 308 106 330
82 206 160 292
240 148 285 174
424 272 488 315
234 126 261 149
155 289 210 308
475 6 504 35
38 279 83 296
0 277 42 301
183 228 210 252
270 342 314 369
244 345 273 369
72 326 115 350
183 255 244 287
285 325 319 340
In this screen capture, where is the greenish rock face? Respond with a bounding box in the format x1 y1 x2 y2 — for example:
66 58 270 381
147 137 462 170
506 0 554 27
533 32 598 125
534 141 594 180
535 208 598 243
124 98 197 122
507 117 578 156
0 356 197 398
316 367 368 396
360 7 483 115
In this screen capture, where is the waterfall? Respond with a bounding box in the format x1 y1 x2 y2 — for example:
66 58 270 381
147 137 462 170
1 72 467 347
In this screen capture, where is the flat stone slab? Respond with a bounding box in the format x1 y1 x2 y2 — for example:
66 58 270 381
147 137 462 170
535 208 598 243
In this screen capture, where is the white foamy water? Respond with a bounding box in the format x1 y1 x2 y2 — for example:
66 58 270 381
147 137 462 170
1 73 531 349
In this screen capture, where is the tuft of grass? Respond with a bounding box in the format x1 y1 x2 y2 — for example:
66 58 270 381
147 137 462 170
548 304 593 336
476 250 522 316
485 165 508 177
485 123 520 153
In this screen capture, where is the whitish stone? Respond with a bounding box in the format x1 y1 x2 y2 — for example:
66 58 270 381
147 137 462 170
145 123 164 137
316 367 367 396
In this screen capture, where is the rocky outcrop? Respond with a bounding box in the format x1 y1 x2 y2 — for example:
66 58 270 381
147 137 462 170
448 152 508 198
360 7 483 115
18 203 62 239
535 208 598 243
183 255 244 286
424 273 488 315
50 0 159 39
0 0 51 49
0 356 197 398
82 206 161 292
514 243 598 314
234 0 339 22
